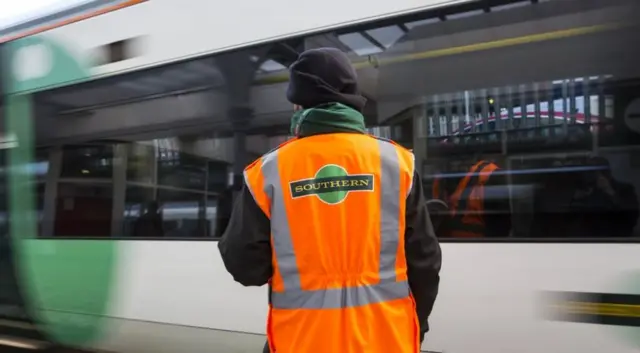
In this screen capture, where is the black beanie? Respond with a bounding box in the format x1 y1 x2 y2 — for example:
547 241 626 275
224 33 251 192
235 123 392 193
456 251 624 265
286 47 367 112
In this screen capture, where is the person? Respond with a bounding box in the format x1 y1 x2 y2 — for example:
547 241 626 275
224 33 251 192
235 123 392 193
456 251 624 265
218 47 441 353
440 159 511 238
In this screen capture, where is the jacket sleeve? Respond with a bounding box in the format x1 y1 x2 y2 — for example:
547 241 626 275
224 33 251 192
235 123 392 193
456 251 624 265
404 171 442 343
217 182 273 286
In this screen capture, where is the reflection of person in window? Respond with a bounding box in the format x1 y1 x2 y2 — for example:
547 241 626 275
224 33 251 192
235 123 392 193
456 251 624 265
582 157 639 237
133 201 164 237
439 159 511 238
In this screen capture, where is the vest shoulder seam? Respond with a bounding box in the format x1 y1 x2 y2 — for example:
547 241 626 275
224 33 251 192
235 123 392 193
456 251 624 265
371 135 413 153
245 138 297 172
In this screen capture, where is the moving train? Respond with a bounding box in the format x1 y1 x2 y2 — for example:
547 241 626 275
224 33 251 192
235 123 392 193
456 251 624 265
1 0 640 352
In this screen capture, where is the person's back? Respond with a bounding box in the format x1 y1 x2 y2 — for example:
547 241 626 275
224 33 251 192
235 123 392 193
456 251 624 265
218 47 441 353
246 129 417 352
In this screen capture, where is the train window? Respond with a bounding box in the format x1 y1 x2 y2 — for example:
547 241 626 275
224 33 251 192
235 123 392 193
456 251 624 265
23 27 390 239
8 0 640 241
306 0 640 240
60 144 114 179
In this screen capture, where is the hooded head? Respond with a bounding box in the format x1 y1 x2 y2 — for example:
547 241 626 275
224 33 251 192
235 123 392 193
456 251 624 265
286 47 367 112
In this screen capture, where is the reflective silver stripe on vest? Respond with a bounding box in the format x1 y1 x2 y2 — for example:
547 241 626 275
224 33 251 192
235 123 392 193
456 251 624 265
260 139 409 309
407 153 415 198
377 140 400 282
271 279 410 310
261 150 302 291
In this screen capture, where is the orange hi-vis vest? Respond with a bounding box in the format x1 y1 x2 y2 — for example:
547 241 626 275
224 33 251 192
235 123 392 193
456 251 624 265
244 133 420 353
446 160 499 238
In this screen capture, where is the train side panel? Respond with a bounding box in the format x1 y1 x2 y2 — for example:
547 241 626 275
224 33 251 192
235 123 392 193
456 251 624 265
91 242 640 353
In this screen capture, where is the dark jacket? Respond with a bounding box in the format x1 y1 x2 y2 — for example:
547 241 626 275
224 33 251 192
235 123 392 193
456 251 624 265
218 103 442 345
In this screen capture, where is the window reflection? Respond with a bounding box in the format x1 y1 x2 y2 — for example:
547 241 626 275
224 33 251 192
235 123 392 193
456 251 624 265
205 196 217 238
126 142 155 184
26 0 640 241
337 32 384 56
60 144 113 179
123 137 234 238
53 183 112 237
365 26 405 50
157 189 203 238
32 127 286 238
259 59 287 72
157 150 207 191
308 0 640 239
123 186 156 237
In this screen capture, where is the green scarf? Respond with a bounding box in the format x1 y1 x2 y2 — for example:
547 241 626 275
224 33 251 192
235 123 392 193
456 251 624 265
290 102 366 137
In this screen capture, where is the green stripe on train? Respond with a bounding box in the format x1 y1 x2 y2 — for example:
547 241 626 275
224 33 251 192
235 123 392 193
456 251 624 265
5 35 118 346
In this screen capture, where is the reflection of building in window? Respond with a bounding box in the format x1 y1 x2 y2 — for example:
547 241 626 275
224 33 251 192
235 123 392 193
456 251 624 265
15 0 640 245
120 139 232 238
419 77 615 139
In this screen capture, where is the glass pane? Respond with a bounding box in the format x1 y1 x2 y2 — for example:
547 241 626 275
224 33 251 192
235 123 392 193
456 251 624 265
208 161 230 193
127 142 155 183
53 183 113 237
259 59 287 72
60 144 113 179
205 195 218 238
123 186 156 237
337 32 383 56
157 189 204 238
157 150 207 191
27 0 640 243
306 0 640 239
365 26 405 49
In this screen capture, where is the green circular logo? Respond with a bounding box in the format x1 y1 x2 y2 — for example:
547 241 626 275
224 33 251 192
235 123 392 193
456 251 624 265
314 165 349 204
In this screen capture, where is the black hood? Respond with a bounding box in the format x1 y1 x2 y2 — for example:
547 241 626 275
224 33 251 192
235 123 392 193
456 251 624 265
286 47 367 112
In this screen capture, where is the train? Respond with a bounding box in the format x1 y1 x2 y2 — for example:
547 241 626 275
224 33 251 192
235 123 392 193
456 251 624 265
1 0 640 352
